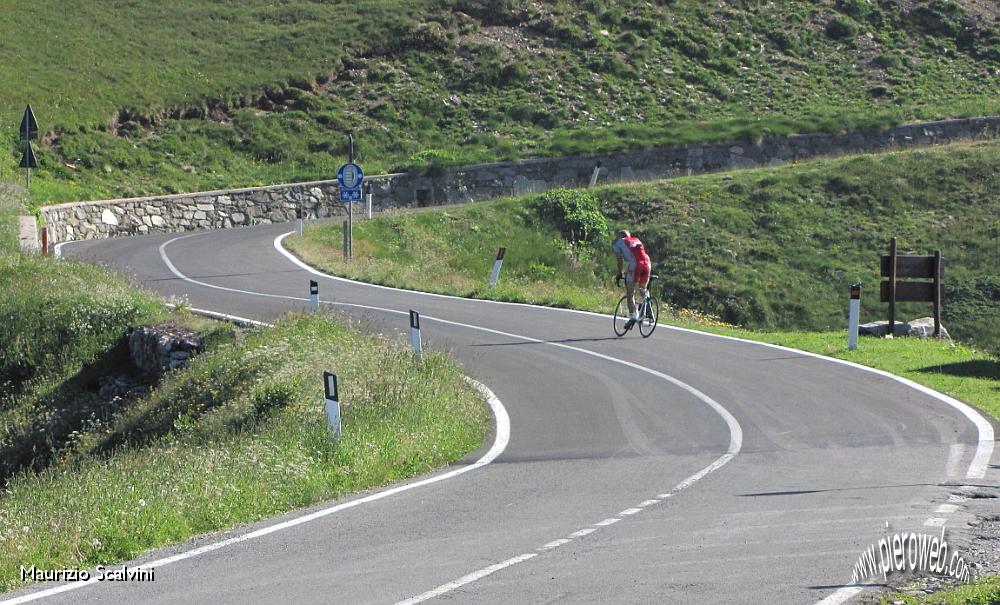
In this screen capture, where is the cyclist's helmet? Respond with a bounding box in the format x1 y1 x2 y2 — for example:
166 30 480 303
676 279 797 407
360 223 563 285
617 229 630 239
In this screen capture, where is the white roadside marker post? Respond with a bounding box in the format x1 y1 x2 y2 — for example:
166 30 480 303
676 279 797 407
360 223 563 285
296 207 303 237
488 247 506 288
848 283 861 351
365 183 373 219
410 310 422 360
323 371 342 439
310 280 319 313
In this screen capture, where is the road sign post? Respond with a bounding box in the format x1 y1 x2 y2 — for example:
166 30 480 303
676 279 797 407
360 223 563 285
310 280 319 313
337 154 364 261
342 220 349 257
19 105 39 190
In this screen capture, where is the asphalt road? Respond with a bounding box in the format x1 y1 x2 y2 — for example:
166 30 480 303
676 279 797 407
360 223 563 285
6 222 996 605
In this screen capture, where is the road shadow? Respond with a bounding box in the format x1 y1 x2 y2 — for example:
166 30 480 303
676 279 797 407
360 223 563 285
736 481 1000 497
915 359 1000 381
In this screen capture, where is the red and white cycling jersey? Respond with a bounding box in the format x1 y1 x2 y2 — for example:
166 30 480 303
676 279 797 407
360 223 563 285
612 236 650 270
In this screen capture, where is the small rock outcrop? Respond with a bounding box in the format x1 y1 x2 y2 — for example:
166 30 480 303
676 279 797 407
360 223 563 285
128 322 204 379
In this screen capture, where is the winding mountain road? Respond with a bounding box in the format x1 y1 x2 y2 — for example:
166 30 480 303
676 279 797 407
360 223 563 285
6 222 995 604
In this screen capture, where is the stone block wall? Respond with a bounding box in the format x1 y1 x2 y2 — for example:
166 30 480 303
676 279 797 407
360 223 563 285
40 116 1000 244
41 181 341 244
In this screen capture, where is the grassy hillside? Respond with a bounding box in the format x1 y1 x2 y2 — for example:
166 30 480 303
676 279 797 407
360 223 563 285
0 189 488 591
288 140 1000 356
0 313 487 592
1 0 998 203
0 189 168 406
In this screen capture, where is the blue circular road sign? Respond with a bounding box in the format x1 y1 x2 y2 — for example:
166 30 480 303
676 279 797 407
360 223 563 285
337 163 364 189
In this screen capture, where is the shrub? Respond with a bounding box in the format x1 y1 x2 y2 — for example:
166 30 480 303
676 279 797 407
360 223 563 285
825 16 858 40
872 54 902 69
837 0 882 25
909 2 962 37
532 188 609 244
500 63 530 86
405 148 461 175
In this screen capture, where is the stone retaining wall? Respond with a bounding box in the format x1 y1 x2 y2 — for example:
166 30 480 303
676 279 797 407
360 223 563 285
40 116 1000 244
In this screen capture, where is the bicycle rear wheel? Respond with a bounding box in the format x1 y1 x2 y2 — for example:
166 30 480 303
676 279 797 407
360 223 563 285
638 296 659 338
613 296 631 337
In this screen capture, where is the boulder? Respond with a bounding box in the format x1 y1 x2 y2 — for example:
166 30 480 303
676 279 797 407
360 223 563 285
858 320 907 337
906 317 951 340
858 317 950 340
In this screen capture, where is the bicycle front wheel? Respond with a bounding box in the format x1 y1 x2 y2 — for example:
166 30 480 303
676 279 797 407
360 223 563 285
639 296 659 338
613 296 631 337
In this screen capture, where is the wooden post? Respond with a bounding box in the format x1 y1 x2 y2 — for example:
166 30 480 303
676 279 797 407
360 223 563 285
887 237 897 336
933 250 942 338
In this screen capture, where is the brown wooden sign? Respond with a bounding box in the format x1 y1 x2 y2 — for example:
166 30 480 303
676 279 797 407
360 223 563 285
879 237 943 337
880 281 937 303
879 255 943 279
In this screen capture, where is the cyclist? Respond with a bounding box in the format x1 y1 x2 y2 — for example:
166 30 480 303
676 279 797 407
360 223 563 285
613 229 651 330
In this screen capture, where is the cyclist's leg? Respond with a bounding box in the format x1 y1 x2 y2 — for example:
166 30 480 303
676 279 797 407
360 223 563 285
636 263 651 298
625 269 638 317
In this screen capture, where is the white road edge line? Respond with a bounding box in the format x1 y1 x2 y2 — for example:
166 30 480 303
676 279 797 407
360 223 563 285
0 313 510 605
271 230 997 605
154 232 743 604
273 231 994 481
393 553 539 605
38 231 738 605
395 444 744 605
52 241 72 258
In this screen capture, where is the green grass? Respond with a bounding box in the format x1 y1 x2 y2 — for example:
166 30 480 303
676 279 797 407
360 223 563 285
287 142 1000 605
288 198 620 310
0 188 489 592
674 324 1000 423
0 190 168 404
291 140 1000 356
878 576 1000 604
288 141 1000 422
1 0 997 203
0 313 488 591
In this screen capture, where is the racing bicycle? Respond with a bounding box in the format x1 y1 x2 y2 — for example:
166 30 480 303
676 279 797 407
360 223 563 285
613 274 659 338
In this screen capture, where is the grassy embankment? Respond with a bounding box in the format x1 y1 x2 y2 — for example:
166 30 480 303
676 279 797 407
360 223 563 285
1 0 998 202
879 576 1000 604
287 141 1000 423
0 190 488 591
